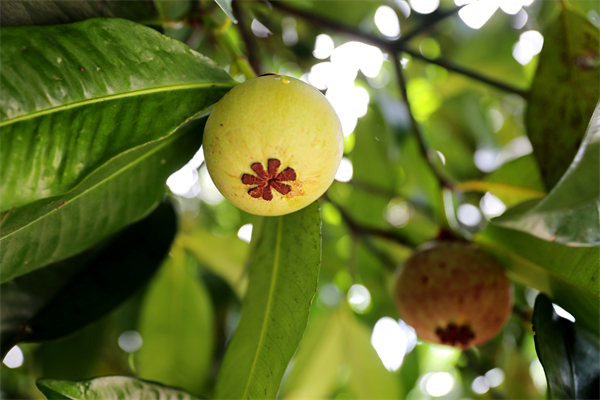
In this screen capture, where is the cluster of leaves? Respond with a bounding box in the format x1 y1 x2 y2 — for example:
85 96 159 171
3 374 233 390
0 0 598 399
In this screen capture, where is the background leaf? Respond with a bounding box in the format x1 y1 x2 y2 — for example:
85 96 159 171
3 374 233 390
36 376 195 400
525 7 599 189
477 225 599 336
0 202 176 358
0 119 204 283
0 18 234 209
0 0 158 27
214 202 321 399
214 0 237 23
136 247 215 396
493 101 600 246
532 293 600 399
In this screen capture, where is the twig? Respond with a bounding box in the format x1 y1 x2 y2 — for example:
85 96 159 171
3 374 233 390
400 48 529 98
324 194 415 249
391 53 454 190
396 7 462 44
269 1 528 98
232 0 263 75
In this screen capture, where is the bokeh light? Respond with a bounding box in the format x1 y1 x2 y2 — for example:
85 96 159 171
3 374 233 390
118 330 143 353
457 203 482 226
529 359 547 394
166 145 204 197
409 0 440 15
348 284 371 313
513 30 544 66
251 19 272 38
335 157 354 182
480 192 506 219
237 224 253 243
3 346 24 369
485 368 506 387
472 376 491 394
552 303 576 322
425 372 455 397
313 34 335 59
375 6 401 39
371 317 407 371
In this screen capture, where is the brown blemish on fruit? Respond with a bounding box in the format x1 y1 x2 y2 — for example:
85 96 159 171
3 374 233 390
435 323 475 346
241 158 297 201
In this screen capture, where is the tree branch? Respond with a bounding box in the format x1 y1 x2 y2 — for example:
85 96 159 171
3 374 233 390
391 53 454 190
232 0 263 75
396 7 461 44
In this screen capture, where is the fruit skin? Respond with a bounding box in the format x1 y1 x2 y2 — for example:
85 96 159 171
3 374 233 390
395 241 513 349
203 74 343 216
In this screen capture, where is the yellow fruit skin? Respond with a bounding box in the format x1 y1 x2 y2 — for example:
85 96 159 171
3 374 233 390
203 75 343 216
395 241 513 349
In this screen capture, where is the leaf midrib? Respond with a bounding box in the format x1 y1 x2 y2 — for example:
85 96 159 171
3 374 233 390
0 126 187 242
0 81 235 126
242 216 283 399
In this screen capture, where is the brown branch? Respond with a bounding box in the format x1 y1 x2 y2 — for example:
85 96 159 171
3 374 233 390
391 53 454 190
232 0 262 75
401 48 529 98
324 194 415 249
396 7 462 44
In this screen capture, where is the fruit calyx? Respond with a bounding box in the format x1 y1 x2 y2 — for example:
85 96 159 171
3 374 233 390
435 323 475 346
241 158 297 201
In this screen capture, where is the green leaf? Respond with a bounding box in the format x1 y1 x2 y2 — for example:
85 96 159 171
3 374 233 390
214 0 237 23
0 118 205 283
36 376 196 400
282 307 401 399
476 224 599 336
214 202 321 399
0 18 235 209
0 0 157 27
0 202 176 357
533 293 600 399
136 248 214 395
493 101 600 245
525 7 599 189
178 229 249 298
456 155 547 207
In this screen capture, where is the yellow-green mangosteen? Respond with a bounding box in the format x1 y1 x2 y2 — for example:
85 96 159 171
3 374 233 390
395 241 513 349
203 74 343 216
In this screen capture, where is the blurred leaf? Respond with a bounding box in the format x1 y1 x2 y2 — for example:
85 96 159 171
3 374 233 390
476 225 599 336
525 7 599 189
283 306 401 399
0 202 176 357
155 0 192 20
0 18 234 209
214 203 321 399
36 376 196 400
136 248 214 395
0 119 204 283
493 102 600 245
0 0 157 26
178 229 249 298
533 293 600 399
455 154 546 207
214 0 237 23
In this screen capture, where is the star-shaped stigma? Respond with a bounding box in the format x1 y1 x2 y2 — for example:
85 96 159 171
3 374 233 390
241 158 297 201
435 323 475 347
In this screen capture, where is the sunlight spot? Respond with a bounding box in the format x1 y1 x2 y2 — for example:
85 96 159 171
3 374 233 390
500 1 522 15
118 331 143 353
552 304 576 322
371 317 407 371
530 359 547 394
400 319 418 353
512 9 528 29
386 199 412 227
395 0 411 17
198 165 224 205
513 30 543 65
485 368 505 387
472 376 490 394
457 204 482 226
480 192 506 219
237 224 253 243
3 346 23 369
167 146 204 197
319 283 342 307
426 372 455 397
409 0 439 14
313 34 335 59
251 19 272 38
348 284 371 313
436 150 446 165
375 6 401 38
458 0 499 30
474 147 498 172
335 157 353 182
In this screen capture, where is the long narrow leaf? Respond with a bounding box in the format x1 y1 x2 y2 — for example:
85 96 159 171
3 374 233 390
214 202 321 399
0 119 205 283
0 18 234 209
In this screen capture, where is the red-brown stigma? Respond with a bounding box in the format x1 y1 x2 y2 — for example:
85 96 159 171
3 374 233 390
435 323 475 346
241 158 296 201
